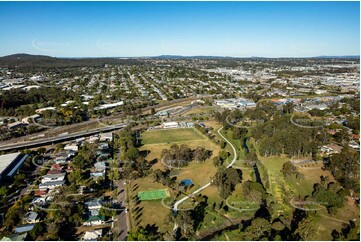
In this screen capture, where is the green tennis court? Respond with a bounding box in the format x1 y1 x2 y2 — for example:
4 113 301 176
138 189 169 200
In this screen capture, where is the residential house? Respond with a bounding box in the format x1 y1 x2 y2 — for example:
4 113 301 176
99 132 113 142
23 212 39 224
83 229 103 241
39 180 65 190
14 224 35 234
83 215 105 226
1 233 28 241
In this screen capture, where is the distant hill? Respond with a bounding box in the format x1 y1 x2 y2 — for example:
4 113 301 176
0 53 141 70
312 55 360 59
2 53 54 60
150 55 235 59
0 53 359 71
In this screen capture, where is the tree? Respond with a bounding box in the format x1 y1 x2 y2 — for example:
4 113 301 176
193 147 212 162
175 211 195 238
283 102 294 114
333 128 350 144
128 224 162 240
332 220 360 241
325 147 359 191
281 161 298 177
13 173 26 186
241 217 272 240
232 127 248 139
213 156 224 167
312 182 345 214
0 186 8 197
124 147 139 161
37 147 46 154
213 167 242 199
295 215 319 240
72 155 87 170
29 222 45 240
68 170 85 185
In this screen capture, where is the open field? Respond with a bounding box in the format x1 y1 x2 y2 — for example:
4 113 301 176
138 189 169 200
141 128 205 145
140 139 221 193
134 127 224 231
183 106 215 115
126 176 172 233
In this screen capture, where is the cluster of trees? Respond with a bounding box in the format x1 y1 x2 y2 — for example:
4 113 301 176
212 150 230 167
0 54 141 72
68 143 103 189
242 180 268 204
164 195 209 240
332 220 360 241
325 147 360 192
115 128 152 180
115 128 139 162
40 107 88 126
40 187 85 240
312 179 346 215
0 87 74 116
217 205 337 241
212 167 242 199
345 115 360 134
161 144 212 168
243 101 280 122
128 224 163 241
151 169 175 187
251 115 321 158
2 195 32 232
194 123 219 142
281 161 303 180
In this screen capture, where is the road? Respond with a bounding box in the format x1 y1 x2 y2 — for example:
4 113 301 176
114 180 129 241
0 96 213 151
173 127 238 212
0 123 127 151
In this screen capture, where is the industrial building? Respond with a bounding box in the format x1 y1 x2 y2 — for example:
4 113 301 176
0 152 29 182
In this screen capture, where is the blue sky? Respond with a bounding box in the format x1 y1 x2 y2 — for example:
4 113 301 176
0 1 359 57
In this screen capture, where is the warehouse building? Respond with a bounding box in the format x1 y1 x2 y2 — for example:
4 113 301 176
0 152 29 182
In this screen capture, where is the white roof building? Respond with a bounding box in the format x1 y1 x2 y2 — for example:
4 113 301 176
35 107 56 114
0 152 28 180
83 229 102 241
163 122 179 129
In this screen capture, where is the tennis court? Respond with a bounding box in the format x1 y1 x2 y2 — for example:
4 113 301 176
138 189 169 200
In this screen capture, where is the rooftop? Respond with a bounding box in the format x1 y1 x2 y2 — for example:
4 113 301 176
0 152 21 175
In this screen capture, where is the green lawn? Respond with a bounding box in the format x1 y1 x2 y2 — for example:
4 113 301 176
138 189 169 200
141 128 205 145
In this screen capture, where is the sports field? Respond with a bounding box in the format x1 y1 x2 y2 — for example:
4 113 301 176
141 128 205 145
138 189 169 200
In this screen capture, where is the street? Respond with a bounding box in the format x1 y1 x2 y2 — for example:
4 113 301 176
114 180 129 241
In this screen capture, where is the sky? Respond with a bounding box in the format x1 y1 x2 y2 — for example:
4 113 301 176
0 1 359 58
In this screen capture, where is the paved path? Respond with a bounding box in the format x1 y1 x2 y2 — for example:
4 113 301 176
173 126 238 212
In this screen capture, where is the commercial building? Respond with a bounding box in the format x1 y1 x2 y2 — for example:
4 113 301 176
0 152 29 182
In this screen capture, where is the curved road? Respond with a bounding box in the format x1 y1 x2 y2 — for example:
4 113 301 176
173 126 238 212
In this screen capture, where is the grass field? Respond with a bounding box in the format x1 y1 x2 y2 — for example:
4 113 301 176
183 106 215 115
141 128 205 145
134 126 223 232
127 176 172 233
138 189 169 200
